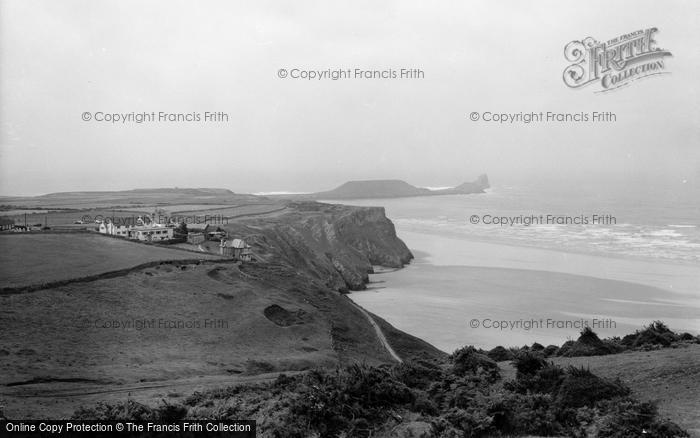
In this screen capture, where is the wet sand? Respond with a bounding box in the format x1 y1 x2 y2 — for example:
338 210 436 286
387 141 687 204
350 231 700 351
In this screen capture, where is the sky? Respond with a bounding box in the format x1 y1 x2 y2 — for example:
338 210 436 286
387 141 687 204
1 0 699 196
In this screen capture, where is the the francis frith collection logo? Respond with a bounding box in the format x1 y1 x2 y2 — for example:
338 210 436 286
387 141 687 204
563 27 672 92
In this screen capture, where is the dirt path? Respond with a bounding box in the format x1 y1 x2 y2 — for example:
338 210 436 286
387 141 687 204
350 300 403 363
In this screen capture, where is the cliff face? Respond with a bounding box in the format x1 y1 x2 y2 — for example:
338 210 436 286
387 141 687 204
240 202 413 291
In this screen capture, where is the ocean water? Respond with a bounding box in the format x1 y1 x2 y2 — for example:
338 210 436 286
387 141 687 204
332 181 700 264
326 180 700 350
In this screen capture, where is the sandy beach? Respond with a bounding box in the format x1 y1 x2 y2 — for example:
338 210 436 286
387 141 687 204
351 230 700 351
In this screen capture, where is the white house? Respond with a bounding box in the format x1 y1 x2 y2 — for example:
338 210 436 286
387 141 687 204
128 225 174 242
98 222 129 237
98 213 174 242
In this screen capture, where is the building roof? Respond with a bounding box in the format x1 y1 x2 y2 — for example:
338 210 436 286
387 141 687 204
0 217 15 226
222 238 249 248
187 223 208 231
130 224 171 231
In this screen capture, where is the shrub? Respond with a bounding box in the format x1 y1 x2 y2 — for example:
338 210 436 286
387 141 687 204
283 364 415 436
486 345 513 362
488 392 560 436
557 340 575 356
542 344 559 357
504 358 565 397
679 332 696 341
156 400 188 422
72 399 186 422
451 346 500 381
622 321 680 348
512 350 547 376
72 400 155 421
554 366 630 409
558 327 622 357
68 334 690 438
594 399 689 438
411 391 439 415
443 406 495 437
391 361 443 389
343 363 414 407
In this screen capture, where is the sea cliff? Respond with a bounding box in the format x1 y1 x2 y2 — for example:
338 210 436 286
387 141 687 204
233 202 413 291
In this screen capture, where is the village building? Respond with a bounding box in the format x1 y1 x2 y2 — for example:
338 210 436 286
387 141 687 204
0 217 14 231
187 223 226 240
220 238 252 261
204 224 227 241
186 232 206 245
97 213 174 242
98 222 129 237
128 225 174 242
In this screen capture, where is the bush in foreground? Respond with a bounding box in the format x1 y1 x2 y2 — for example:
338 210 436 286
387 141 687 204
71 323 693 437
72 357 688 437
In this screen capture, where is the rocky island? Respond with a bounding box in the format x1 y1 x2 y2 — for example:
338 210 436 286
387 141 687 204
275 174 490 200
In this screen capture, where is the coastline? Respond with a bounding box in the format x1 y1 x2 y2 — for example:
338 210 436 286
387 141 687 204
350 230 700 351
398 229 700 298
395 222 700 268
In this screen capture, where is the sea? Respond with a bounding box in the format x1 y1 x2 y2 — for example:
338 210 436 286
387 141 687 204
324 178 700 351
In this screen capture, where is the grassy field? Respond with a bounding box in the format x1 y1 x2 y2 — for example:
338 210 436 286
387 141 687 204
2 204 287 230
178 203 287 218
0 263 336 387
0 234 222 289
2 208 152 228
0 261 400 419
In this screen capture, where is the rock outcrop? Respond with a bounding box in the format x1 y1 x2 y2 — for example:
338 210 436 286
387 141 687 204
233 202 413 291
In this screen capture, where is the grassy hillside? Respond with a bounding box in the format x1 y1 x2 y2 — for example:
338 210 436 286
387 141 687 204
0 234 222 290
1 259 439 419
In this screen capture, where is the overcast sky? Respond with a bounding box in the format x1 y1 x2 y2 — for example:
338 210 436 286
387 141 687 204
1 0 698 195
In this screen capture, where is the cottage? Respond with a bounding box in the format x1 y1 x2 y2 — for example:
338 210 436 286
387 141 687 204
98 222 129 237
0 217 14 231
204 224 227 241
220 238 252 261
128 225 174 242
187 232 205 245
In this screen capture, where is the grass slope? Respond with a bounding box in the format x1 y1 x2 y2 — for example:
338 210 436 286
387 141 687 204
0 261 440 419
0 234 222 290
